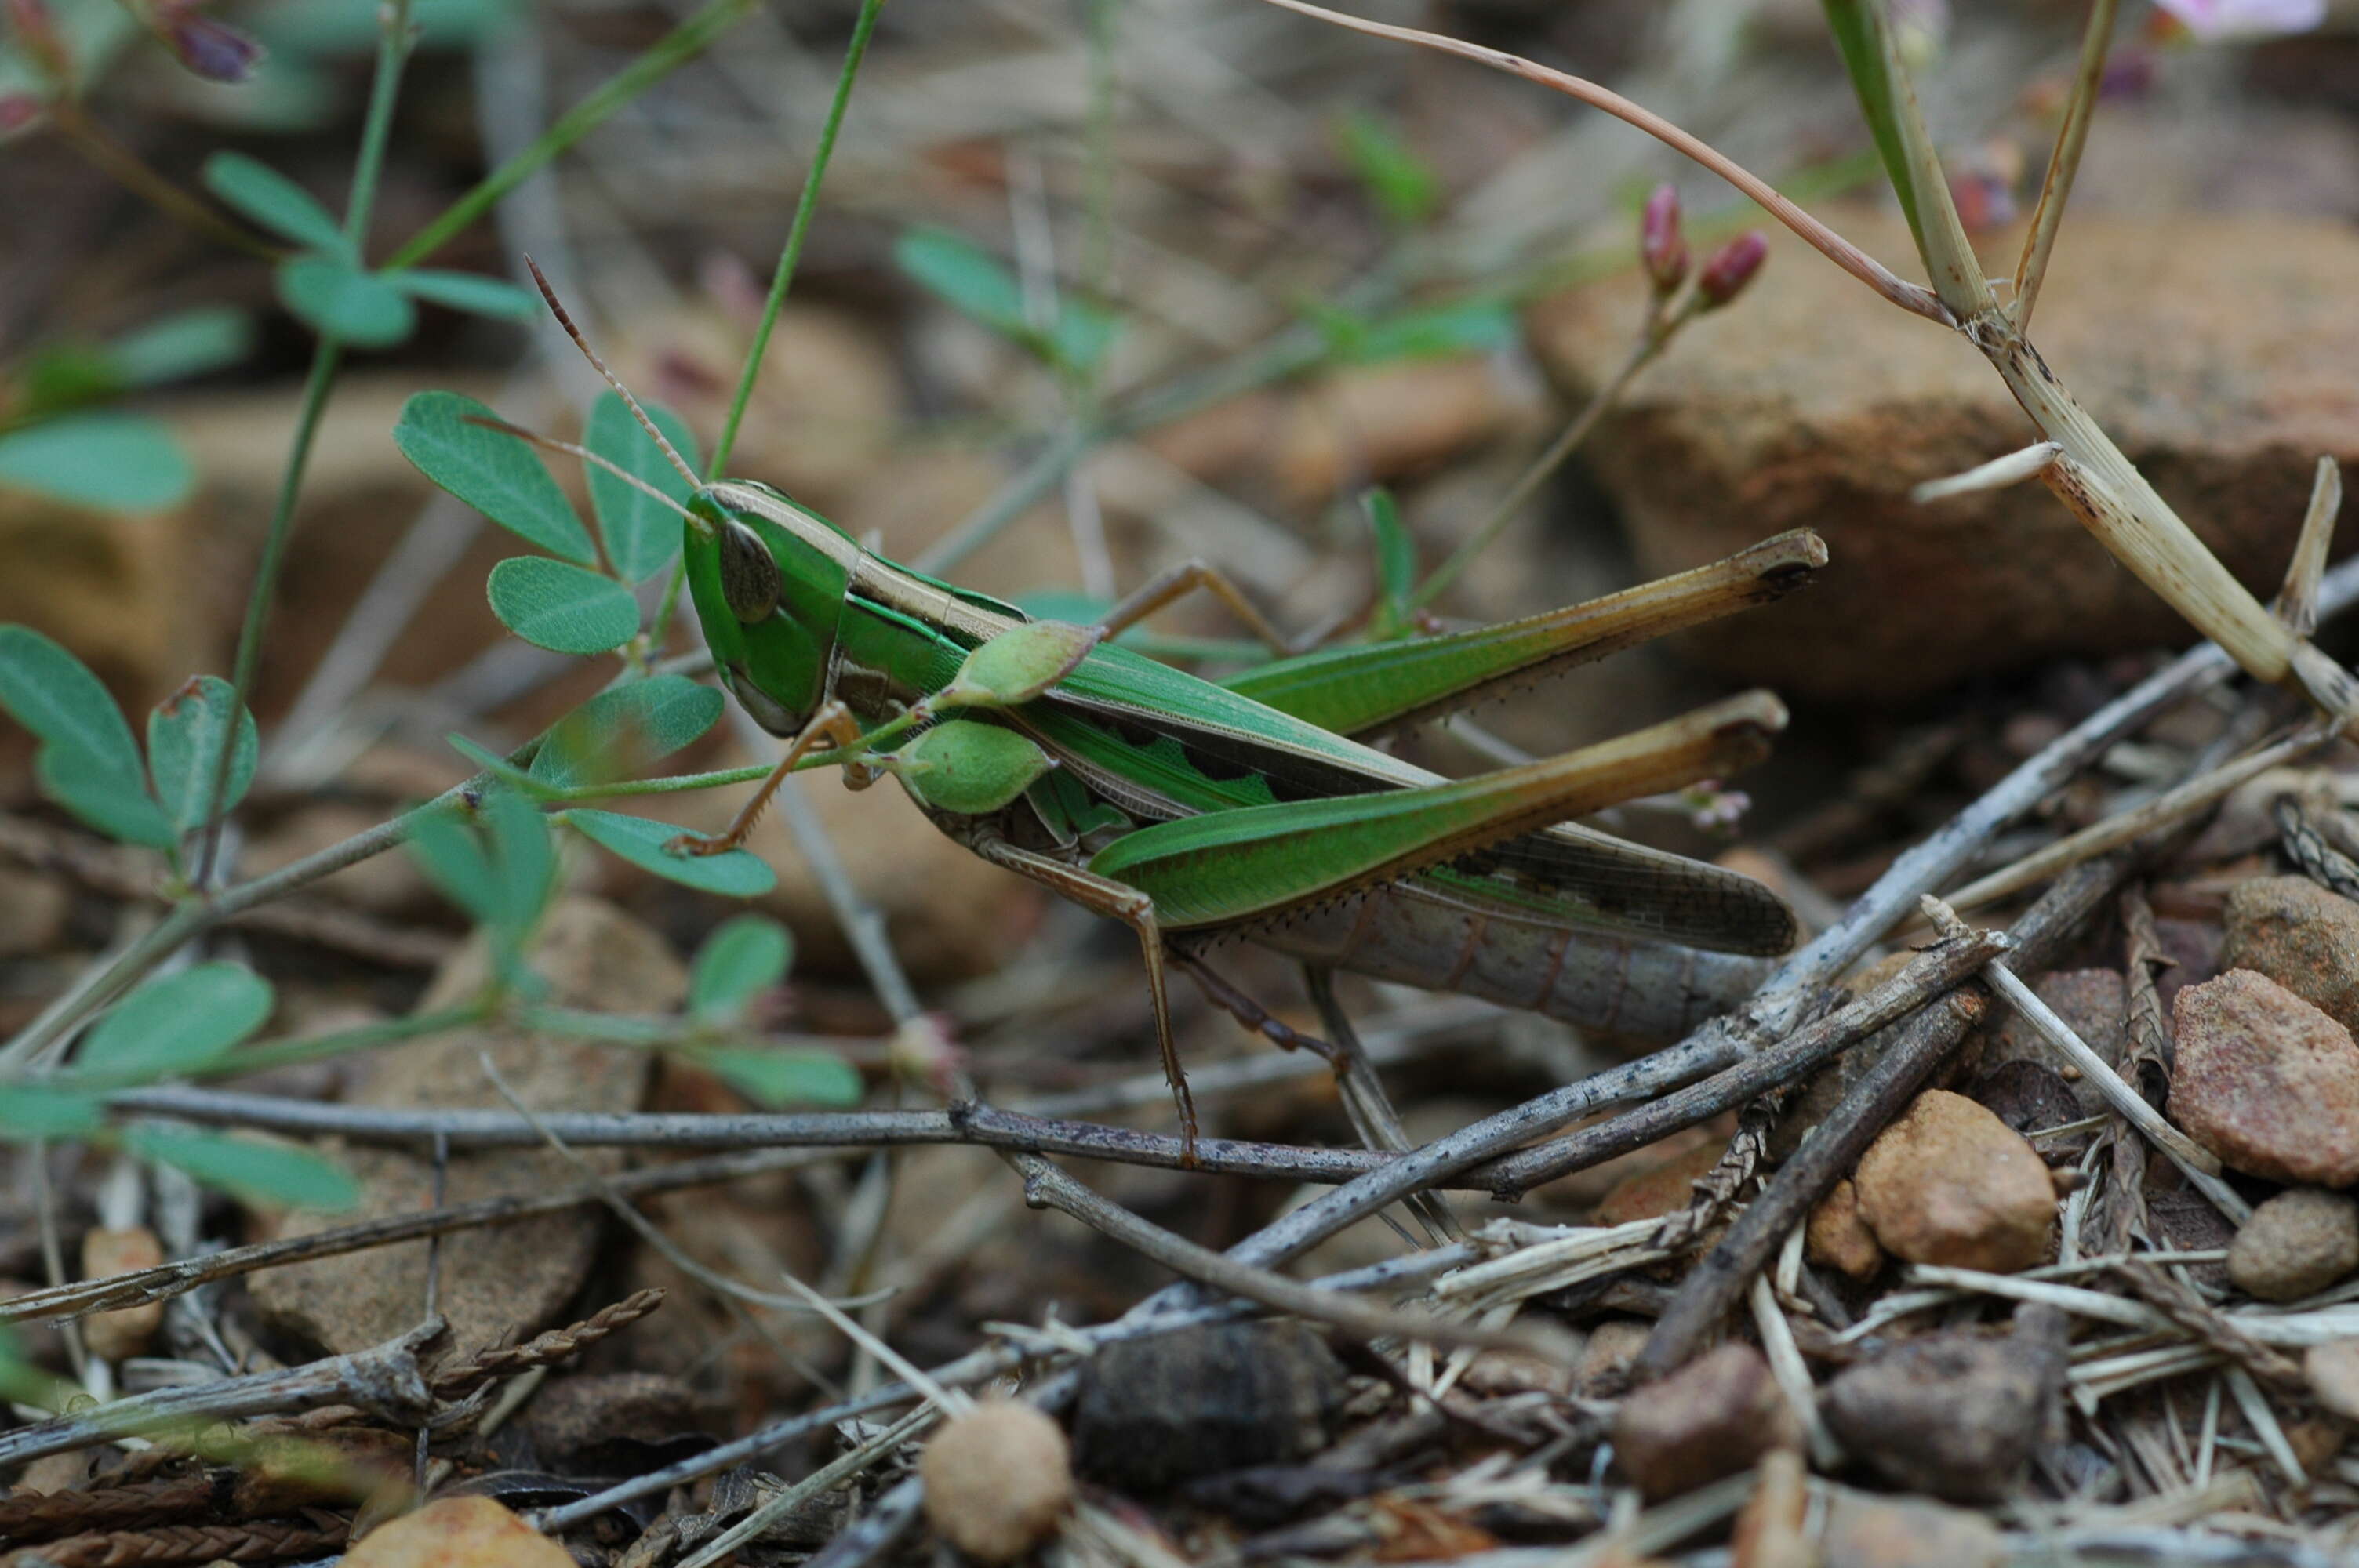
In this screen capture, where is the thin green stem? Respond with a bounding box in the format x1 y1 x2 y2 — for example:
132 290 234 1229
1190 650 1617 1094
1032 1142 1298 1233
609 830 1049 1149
708 0 888 474
190 336 342 886
341 0 416 252
384 0 758 271
547 763 772 800
1409 323 1659 612
191 0 420 884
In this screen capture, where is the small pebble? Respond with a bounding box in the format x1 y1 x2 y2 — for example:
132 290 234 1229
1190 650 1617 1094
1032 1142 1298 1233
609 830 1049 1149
2169 970 2359 1186
1070 1323 1341 1492
1852 1090 2055 1273
2228 1188 2359 1301
920 1400 1074 1563
343 1497 574 1567
78 1227 164 1362
1820 1319 2065 1502
1820 1492 2005 1568
1805 1178 1883 1281
1576 1319 1652 1396
2221 876 2359 1033
2303 1338 2359 1423
1612 1343 1797 1500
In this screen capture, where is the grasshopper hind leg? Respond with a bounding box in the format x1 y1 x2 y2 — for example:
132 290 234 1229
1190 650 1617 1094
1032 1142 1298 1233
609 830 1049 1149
963 833 1202 1163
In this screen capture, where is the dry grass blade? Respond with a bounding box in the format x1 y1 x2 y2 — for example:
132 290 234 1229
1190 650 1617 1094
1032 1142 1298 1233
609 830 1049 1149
1248 0 1945 321
2012 0 2121 330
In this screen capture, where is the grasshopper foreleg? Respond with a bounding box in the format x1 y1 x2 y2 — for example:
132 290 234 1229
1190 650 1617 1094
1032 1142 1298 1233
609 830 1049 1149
965 833 1201 1163
1099 559 1298 655
674 700 863 857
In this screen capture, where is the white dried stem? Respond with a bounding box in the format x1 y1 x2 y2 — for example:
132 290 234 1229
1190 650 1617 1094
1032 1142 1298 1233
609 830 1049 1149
1911 441 2061 503
1965 942 2252 1222
2276 456 2345 637
1945 724 2334 912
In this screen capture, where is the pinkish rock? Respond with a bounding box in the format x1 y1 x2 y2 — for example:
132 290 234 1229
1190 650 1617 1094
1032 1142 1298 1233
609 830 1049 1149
2169 970 2359 1186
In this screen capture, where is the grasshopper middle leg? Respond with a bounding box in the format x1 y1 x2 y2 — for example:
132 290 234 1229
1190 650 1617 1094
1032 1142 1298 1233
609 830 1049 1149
965 833 1202 1161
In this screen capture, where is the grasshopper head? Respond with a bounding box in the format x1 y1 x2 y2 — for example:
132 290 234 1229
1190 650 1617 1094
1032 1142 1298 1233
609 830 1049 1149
683 481 860 736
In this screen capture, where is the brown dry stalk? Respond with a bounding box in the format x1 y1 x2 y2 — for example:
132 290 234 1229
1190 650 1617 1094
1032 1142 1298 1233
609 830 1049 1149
0 1479 219 1546
0 813 454 971
428 1287 667 1399
1 1512 345 1566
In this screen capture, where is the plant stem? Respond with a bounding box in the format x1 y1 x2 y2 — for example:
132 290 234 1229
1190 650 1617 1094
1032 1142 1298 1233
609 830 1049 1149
383 0 758 270
2012 0 2118 331
191 0 419 884
48 105 278 260
708 0 888 475
1252 0 1946 323
190 337 341 887
1411 321 1658 611
341 0 416 253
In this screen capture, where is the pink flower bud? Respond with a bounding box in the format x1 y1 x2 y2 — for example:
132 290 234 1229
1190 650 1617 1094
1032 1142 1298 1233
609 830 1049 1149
161 5 264 82
1639 183 1688 296
1696 231 1768 308
0 93 43 134
6 0 71 83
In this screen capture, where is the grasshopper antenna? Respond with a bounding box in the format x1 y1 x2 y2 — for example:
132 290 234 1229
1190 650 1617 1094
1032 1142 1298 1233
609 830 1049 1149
524 255 703 490
462 414 703 530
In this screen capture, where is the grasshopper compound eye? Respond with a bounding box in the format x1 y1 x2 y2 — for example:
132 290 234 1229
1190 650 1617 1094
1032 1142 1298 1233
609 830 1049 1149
719 519 783 622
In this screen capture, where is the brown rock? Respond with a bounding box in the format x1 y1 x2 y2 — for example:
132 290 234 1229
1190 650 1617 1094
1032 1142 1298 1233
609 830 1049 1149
0 490 220 731
522 1373 705 1467
1820 1491 2005 1568
2221 877 2359 1034
78 1227 164 1362
2168 970 2359 1186
1806 1178 1883 1282
1612 1344 1797 1500
1593 1138 1727 1226
1456 1348 1574 1399
1529 212 2359 702
1576 1319 1652 1396
1820 1321 2066 1502
2303 1338 2359 1424
1853 1090 2056 1272
1072 1323 1342 1493
0 865 68 959
2154 917 2223 1011
1970 1060 2090 1153
252 898 677 1355
921 1400 1074 1562
343 1496 574 1567
2228 1189 2359 1302
614 302 897 515
1985 969 2128 1117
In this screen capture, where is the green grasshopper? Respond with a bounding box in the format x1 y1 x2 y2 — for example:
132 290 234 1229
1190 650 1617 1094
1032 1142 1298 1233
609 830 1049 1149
500 299 1823 1152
